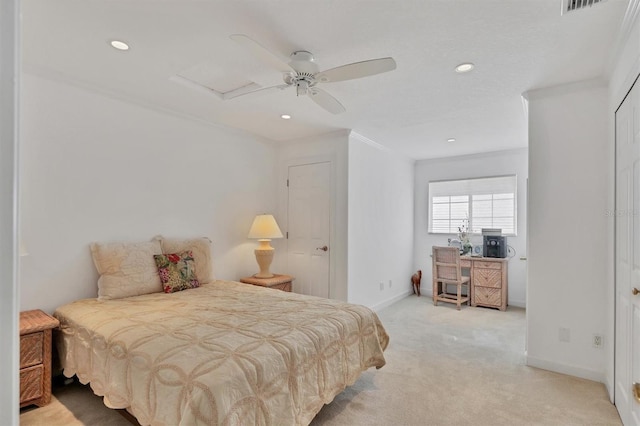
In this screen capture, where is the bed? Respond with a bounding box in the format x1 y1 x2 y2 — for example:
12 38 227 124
54 278 389 425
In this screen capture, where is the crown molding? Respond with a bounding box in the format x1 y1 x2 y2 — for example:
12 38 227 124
523 76 607 101
349 131 415 164
416 147 528 166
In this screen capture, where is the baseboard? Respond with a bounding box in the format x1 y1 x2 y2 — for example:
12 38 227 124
371 290 412 312
605 376 614 403
526 355 604 383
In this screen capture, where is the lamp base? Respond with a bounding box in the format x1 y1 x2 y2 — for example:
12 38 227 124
253 272 275 279
254 242 275 278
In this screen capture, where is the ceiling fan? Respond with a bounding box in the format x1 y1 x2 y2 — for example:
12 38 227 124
228 34 397 114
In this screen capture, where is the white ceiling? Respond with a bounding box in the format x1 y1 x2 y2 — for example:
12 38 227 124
21 0 629 160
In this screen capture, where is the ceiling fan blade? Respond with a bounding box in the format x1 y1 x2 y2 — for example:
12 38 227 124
230 34 294 74
308 88 346 114
224 83 290 100
315 57 396 83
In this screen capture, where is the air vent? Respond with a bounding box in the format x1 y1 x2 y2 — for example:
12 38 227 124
562 0 607 14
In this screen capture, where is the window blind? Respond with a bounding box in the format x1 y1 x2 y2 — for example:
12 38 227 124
428 175 517 235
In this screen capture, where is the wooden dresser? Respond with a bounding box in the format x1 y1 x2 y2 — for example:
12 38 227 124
460 257 509 311
240 274 294 292
19 309 59 407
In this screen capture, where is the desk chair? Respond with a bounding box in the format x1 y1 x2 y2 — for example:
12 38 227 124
432 246 470 310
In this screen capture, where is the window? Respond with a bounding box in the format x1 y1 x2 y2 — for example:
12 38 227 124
428 175 517 235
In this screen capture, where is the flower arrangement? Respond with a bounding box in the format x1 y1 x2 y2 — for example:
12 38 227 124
458 219 472 253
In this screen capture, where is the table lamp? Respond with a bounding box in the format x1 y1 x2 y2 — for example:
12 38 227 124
248 214 283 278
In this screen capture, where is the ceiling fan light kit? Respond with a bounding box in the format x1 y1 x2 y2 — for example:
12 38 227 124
228 34 397 114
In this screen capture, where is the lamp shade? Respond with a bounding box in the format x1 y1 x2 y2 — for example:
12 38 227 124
247 214 283 240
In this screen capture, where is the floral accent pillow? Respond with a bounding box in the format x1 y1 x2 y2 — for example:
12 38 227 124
153 251 200 293
155 236 215 284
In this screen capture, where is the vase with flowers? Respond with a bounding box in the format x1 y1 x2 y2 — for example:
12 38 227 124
458 219 472 254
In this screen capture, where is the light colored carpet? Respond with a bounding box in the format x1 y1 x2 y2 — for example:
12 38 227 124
20 295 622 425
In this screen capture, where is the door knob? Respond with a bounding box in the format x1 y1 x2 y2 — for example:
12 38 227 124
633 288 639 296
633 382 640 403
316 245 328 252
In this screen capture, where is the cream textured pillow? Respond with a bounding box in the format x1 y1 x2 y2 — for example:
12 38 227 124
90 240 163 300
157 236 214 284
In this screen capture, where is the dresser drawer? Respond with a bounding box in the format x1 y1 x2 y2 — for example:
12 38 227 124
473 268 502 288
20 332 43 368
460 259 472 269
20 364 43 403
474 261 503 270
474 287 502 307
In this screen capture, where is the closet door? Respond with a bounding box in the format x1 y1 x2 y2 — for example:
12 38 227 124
614 76 640 425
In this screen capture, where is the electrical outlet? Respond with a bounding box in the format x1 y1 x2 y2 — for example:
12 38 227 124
379 282 384 291
593 334 603 348
388 280 393 288
559 327 570 343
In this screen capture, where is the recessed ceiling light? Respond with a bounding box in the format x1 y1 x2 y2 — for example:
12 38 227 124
447 138 456 143
110 40 129 51
455 63 474 73
280 114 291 120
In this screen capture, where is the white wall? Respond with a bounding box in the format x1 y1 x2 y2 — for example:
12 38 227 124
20 73 279 314
277 130 349 302
347 132 414 310
526 79 608 382
414 148 528 307
277 130 415 309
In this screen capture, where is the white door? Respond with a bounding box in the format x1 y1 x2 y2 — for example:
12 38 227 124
615 77 640 425
287 162 331 298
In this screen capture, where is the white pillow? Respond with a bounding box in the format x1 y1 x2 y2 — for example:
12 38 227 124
156 236 214 284
90 240 163 300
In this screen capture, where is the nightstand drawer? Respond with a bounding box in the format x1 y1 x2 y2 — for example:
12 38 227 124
269 281 291 292
19 309 59 408
20 364 43 403
20 332 43 368
239 274 294 292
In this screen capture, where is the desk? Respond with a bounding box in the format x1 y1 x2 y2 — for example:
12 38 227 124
460 256 508 311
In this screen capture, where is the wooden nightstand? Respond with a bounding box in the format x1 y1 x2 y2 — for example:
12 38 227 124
19 309 59 408
240 274 294 292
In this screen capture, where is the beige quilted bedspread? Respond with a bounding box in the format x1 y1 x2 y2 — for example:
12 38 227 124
54 280 389 425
